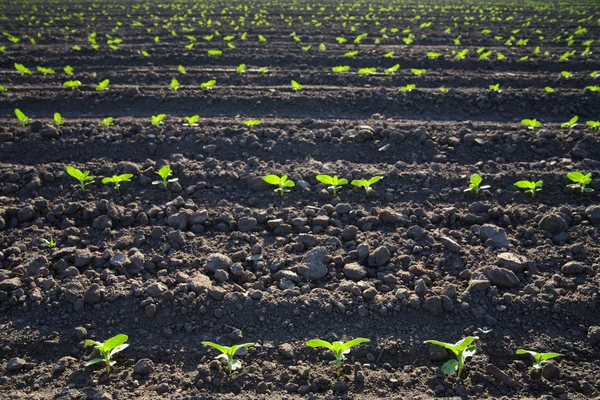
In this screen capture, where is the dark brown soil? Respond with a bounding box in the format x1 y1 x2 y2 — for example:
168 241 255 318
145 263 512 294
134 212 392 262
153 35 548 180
1 0 599 399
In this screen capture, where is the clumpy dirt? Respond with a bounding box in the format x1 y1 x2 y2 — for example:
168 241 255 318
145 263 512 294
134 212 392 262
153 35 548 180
0 0 599 399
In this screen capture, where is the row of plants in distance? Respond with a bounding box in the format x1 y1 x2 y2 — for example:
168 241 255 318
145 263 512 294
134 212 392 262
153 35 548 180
87 333 563 380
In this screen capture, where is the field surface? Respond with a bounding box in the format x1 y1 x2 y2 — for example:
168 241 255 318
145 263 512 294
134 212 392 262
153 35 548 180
0 0 599 398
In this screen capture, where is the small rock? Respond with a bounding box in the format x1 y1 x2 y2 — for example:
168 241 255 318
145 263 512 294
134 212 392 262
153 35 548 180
480 224 509 249
415 279 427 297
83 284 102 304
422 296 443 315
205 253 232 272
561 261 584 275
440 236 461 253
297 247 328 280
588 326 600 346
539 214 568 234
585 206 600 224
134 359 154 375
188 273 212 294
343 263 367 281
110 252 130 268
7 357 28 372
74 249 93 267
0 277 21 291
407 225 425 240
146 282 167 298
367 246 390 267
496 253 527 273
278 343 295 359
238 217 257 232
483 266 520 288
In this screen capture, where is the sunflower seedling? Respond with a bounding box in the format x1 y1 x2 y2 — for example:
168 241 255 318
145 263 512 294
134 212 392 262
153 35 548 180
514 180 543 198
262 174 295 198
40 237 56 248
516 349 563 370
236 63 246 74
66 166 94 192
53 113 65 126
560 116 578 131
153 165 178 190
489 83 501 92
291 80 303 91
37 67 55 76
424 336 478 378
95 79 110 91
102 174 133 193
64 80 81 90
84 334 129 374
464 174 490 195
202 342 254 374
521 119 541 130
15 109 32 126
101 117 114 128
200 79 216 90
351 176 382 196
151 114 166 126
244 119 261 130
306 338 370 378
332 66 350 74
567 172 592 193
385 64 400 75
184 115 200 127
316 175 348 197
587 121 600 130
15 63 32 75
170 78 180 91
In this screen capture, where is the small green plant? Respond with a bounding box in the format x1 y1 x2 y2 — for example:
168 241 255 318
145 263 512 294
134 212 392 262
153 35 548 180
95 79 110 91
101 117 114 128
516 349 563 370
587 120 600 130
489 83 501 92
545 87 554 93
351 176 382 196
152 165 178 190
236 63 246 73
440 87 449 93
151 114 166 125
585 85 600 92
15 63 32 75
567 172 593 193
200 79 216 89
358 67 376 75
258 67 269 74
344 50 358 57
202 342 255 374
399 83 416 92
40 237 56 248
53 112 65 126
66 166 94 192
521 119 541 130
170 78 180 91
464 174 490 195
207 49 222 56
102 174 133 193
411 68 426 76
291 80 303 91
385 64 400 75
244 119 261 129
424 336 478 378
316 175 348 197
332 66 350 74
305 338 370 378
63 65 73 75
427 52 441 59
514 180 543 198
560 116 578 131
0 85 7 92
37 67 55 76
15 109 32 126
383 51 395 58
560 71 573 78
263 174 295 198
84 334 129 374
63 80 81 90
178 65 186 74
184 115 200 127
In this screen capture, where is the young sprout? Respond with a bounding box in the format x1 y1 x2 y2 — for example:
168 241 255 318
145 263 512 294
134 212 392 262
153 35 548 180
358 67 376 75
184 115 200 127
200 79 216 90
440 87 449 93
84 334 129 374
305 338 370 378
0 85 7 92
207 49 222 56
344 50 359 57
560 71 573 78
178 65 186 74
152 165 178 190
102 174 133 193
66 166 94 192
332 66 350 74
351 176 382 196
545 87 554 93
14 63 32 76
560 116 578 131
53 113 65 126
262 174 295 198
101 117 114 128
399 84 416 92
489 83 501 92
236 63 246 73
15 109 32 126
516 349 563 370
411 68 426 76
202 342 254 374
424 336 478 378
316 175 348 197
384 51 395 58
514 180 543 198
427 52 441 59
151 114 166 126
40 237 56 248
170 78 180 91
567 172 593 193
521 119 541 130
384 64 400 75
464 174 490 195
37 67 55 76
64 80 81 90
244 119 261 130
587 121 600 130
95 79 110 91
291 80 303 91
258 67 269 74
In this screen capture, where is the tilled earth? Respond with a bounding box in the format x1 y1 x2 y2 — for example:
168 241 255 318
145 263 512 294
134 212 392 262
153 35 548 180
0 0 599 399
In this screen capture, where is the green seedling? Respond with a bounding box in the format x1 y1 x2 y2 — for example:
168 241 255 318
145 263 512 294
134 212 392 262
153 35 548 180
464 174 490 195
236 63 246 73
440 87 449 93
151 114 166 125
332 66 350 74
152 165 178 190
411 68 426 76
15 109 32 126
200 79 216 89
383 51 395 58
15 63 32 75
521 119 541 130
40 237 56 248
170 78 180 91
207 49 222 56
544 87 554 93
95 79 109 91
66 166 94 192
184 115 200 127
351 176 382 196
141 50 150 57
560 116 578 131
64 65 73 75
399 84 416 92
427 52 441 59
202 342 254 374
102 174 133 193
63 80 81 90
344 50 359 57
424 336 478 378
567 172 593 193
244 119 261 129
84 334 129 374
585 86 600 92
53 112 65 126
489 83 501 92
37 67 55 76
587 121 600 130
306 338 370 378
316 175 348 197
258 67 269 74
560 71 573 78
385 64 400 75
291 80 303 91
514 180 543 198
516 349 563 370
101 117 114 128
0 85 7 92
178 65 186 74
263 174 295 198
358 67 376 75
